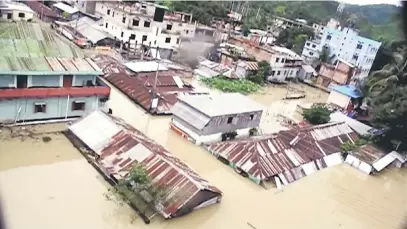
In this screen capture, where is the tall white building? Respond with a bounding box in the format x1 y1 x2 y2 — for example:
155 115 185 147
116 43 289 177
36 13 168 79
302 26 381 79
268 46 303 82
94 1 196 51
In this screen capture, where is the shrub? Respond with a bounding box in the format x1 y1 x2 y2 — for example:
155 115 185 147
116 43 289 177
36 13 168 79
302 104 332 125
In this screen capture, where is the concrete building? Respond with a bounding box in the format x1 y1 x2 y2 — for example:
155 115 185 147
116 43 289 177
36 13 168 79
302 26 381 79
52 2 80 20
0 0 34 21
326 84 362 111
94 1 196 51
229 37 303 82
170 93 265 145
0 22 110 124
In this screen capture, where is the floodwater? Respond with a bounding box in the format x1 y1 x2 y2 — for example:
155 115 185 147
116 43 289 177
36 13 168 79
0 82 406 229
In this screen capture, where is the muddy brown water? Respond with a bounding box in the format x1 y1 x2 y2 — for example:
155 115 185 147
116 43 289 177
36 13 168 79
0 83 406 229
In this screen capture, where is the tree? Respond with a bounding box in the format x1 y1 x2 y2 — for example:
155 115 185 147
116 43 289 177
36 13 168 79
276 27 314 54
247 61 271 85
362 45 407 152
319 46 330 63
302 104 332 125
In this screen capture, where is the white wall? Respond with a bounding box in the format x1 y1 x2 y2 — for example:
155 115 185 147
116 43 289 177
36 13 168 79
0 9 34 21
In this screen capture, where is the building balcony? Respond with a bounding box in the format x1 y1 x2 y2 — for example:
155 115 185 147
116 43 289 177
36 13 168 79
0 86 110 99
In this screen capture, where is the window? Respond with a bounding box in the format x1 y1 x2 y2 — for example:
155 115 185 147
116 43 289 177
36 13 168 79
176 38 180 44
352 54 359 61
290 71 293 75
121 31 124 38
281 58 285 63
7 13 11 19
326 34 332 40
132 19 139 26
122 17 126 23
250 114 254 120
112 12 115 17
142 35 147 42
165 37 171 43
227 117 233 124
166 24 172 30
105 22 108 28
72 101 85 111
107 9 110 15
277 71 281 75
309 52 314 56
276 58 280 63
271 71 275 76
144 21 150 27
18 12 25 18
34 103 46 113
356 43 363 49
130 34 135 40
312 44 316 48
154 40 157 45
185 30 189 34
306 42 310 46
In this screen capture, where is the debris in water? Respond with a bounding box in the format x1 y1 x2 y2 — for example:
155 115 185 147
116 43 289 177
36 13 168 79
247 222 257 229
42 136 52 142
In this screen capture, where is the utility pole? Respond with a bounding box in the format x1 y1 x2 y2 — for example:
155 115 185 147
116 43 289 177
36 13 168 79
255 7 260 20
153 45 160 93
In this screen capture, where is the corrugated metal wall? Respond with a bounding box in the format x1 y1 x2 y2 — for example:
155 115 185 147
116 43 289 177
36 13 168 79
201 111 263 135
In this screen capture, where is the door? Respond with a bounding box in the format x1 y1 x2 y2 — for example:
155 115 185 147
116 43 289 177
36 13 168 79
63 75 73 87
16 75 27 88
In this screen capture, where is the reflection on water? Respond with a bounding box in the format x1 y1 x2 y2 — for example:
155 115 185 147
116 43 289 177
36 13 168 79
0 83 406 229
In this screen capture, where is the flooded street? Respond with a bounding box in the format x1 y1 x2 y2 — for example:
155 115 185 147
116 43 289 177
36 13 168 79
0 82 406 229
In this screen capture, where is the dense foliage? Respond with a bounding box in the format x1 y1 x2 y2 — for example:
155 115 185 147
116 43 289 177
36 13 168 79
302 104 332 125
275 27 314 53
340 137 373 153
200 76 261 94
363 45 407 152
162 1 402 42
246 61 271 85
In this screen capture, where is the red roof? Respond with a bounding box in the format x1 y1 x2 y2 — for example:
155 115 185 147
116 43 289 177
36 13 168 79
23 1 60 18
69 111 222 218
206 122 359 184
0 86 110 99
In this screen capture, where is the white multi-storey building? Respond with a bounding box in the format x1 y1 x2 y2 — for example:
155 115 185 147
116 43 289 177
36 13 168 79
94 1 196 51
302 26 381 78
268 46 303 82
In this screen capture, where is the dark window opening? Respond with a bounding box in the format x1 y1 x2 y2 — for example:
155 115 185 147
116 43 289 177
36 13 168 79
132 19 139 26
18 13 25 18
306 43 310 46
356 44 363 49
327 35 332 40
144 21 150 28
271 71 275 76
165 37 171 43
17 75 27 88
352 54 359 60
227 117 233 124
112 12 115 17
142 35 147 42
312 44 316 48
72 101 86 111
176 38 180 44
166 24 172 30
276 58 280 63
277 71 281 75
121 31 124 37
105 22 108 28
130 34 135 40
250 114 254 120
34 103 46 113
107 9 110 15
7 13 11 19
122 17 126 23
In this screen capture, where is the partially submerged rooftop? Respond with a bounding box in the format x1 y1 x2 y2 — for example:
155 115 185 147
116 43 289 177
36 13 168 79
177 93 265 117
205 122 358 186
68 110 222 219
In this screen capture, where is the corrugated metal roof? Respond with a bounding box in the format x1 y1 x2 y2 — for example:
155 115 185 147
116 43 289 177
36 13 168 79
53 2 79 14
178 93 265 117
170 102 210 130
330 112 372 135
68 110 222 218
125 61 168 73
0 56 102 75
206 122 358 184
23 1 60 18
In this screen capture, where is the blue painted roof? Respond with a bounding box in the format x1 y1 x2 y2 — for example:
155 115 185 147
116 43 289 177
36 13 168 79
330 85 363 98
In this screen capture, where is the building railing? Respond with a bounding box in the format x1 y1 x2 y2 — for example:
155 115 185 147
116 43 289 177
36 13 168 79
0 86 110 99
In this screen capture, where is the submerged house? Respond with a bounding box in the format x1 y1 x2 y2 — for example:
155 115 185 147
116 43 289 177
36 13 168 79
205 122 358 187
0 22 110 124
68 110 222 219
327 84 362 112
345 145 406 174
170 93 265 145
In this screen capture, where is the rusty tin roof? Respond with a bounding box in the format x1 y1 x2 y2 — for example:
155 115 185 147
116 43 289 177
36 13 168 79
206 122 359 184
69 110 222 218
